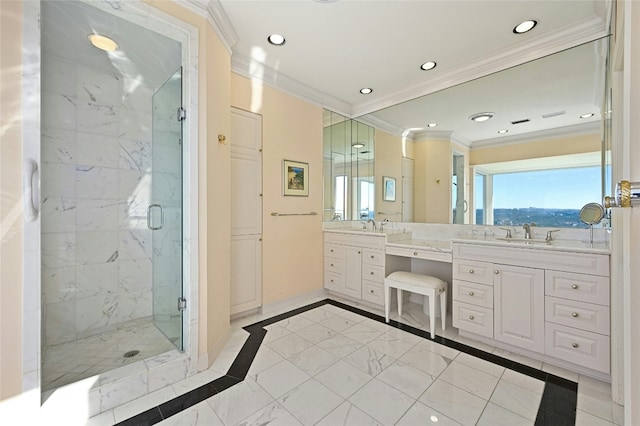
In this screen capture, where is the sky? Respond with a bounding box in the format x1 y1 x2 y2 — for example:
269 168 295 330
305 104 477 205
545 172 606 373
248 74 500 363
491 166 602 210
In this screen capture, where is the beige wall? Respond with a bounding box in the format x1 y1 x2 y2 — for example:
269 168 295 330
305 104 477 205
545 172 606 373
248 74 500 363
375 130 404 222
230 74 323 305
0 0 24 400
413 139 452 223
470 133 601 165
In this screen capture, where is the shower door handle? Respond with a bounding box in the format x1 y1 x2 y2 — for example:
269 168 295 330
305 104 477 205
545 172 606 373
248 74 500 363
147 204 165 230
23 159 39 222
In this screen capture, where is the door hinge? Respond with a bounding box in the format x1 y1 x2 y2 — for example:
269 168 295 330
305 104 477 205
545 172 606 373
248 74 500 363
177 107 186 122
178 297 187 312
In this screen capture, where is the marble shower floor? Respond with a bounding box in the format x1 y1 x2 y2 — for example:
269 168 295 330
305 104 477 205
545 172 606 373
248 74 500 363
43 319 175 391
80 297 623 426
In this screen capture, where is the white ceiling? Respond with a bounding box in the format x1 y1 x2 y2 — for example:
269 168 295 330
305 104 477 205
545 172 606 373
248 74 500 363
214 0 612 142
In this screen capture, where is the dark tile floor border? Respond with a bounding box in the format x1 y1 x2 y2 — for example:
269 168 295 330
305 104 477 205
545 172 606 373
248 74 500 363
117 298 576 425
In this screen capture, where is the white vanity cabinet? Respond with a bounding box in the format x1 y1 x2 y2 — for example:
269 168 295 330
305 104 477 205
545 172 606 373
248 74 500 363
452 242 611 375
324 232 386 304
453 258 545 352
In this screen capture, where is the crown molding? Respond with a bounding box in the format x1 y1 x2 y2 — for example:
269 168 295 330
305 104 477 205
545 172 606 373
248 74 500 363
230 54 353 117
176 0 238 54
472 121 601 149
350 14 611 117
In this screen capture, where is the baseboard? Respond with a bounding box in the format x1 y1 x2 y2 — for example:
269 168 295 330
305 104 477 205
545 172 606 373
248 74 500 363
261 289 329 317
199 326 232 371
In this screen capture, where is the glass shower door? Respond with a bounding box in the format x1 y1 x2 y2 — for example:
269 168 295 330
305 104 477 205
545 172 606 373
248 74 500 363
150 68 184 350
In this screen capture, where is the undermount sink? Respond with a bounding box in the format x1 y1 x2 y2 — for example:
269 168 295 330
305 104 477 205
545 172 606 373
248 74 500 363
495 237 549 245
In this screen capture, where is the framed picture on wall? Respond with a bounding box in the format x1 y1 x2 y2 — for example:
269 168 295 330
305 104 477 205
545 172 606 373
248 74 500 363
383 176 396 201
283 159 309 196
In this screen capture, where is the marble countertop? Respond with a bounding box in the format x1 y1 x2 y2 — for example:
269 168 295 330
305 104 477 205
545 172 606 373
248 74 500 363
323 228 610 255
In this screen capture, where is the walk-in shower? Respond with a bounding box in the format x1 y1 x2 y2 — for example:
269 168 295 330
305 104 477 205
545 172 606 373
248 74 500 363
40 0 185 391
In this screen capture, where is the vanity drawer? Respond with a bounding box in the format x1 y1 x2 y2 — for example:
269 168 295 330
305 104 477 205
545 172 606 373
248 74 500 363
545 322 610 373
362 264 385 283
386 246 452 263
453 259 494 286
324 257 343 273
362 280 384 305
453 280 493 309
545 296 610 335
545 270 610 306
324 243 344 259
363 248 385 266
324 271 343 292
453 301 493 338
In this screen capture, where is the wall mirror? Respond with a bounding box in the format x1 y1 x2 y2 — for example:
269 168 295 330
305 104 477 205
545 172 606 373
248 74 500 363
323 110 375 221
352 36 612 228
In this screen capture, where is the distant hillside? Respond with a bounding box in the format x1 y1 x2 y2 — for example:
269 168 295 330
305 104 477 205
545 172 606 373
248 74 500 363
476 208 584 228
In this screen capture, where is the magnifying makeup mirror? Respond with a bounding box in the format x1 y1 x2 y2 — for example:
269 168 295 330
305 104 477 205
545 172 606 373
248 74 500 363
579 202 605 246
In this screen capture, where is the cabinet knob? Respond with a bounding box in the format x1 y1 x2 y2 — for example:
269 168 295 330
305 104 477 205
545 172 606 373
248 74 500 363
370 272 375 275
370 255 375 259
494 270 499 274
468 269 474 274
413 252 418 256
330 263 334 267
330 279 334 283
468 291 474 296
572 312 579 317
370 289 374 294
571 284 579 289
330 249 334 253
469 315 475 320
571 343 579 348
358 251 361 254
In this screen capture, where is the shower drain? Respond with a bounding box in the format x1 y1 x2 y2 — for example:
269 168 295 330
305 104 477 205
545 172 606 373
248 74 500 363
123 350 140 358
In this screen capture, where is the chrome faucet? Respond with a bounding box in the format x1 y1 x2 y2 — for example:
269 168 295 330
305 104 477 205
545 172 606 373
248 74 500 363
380 218 390 231
368 218 377 230
523 223 532 239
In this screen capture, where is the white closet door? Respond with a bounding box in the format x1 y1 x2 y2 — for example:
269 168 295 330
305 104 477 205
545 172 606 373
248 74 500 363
230 108 262 315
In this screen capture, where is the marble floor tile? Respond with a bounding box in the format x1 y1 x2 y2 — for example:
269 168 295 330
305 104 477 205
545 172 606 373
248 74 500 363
343 345 396 377
419 379 488 426
206 379 274 426
157 400 223 426
341 322 386 344
252 360 310 399
542 362 580 382
287 346 338 376
375 360 435 399
233 401 303 426
399 343 454 377
490 378 543 421
265 333 314 359
294 322 337 344
396 401 461 426
314 360 373 399
298 307 335 323
575 409 615 426
476 401 533 426
318 314 360 332
316 401 381 426
316 333 363 358
277 379 343 426
348 378 416 425
246 345 285 376
576 382 614 423
438 360 500 399
492 348 544 369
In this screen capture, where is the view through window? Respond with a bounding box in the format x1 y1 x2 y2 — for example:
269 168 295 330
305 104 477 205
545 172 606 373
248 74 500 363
476 166 603 227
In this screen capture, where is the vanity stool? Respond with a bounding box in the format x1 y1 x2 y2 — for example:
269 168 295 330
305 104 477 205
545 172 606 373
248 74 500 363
384 271 447 339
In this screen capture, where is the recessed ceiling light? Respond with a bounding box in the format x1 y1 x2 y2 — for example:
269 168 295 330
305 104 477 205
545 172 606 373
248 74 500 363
498 129 508 134
420 61 437 71
427 123 437 128
513 20 537 34
267 34 286 45
88 34 118 52
352 143 365 148
360 88 373 95
469 112 495 122
580 113 595 119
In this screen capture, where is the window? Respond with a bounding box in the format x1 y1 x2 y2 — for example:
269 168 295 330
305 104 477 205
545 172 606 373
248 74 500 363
490 166 601 227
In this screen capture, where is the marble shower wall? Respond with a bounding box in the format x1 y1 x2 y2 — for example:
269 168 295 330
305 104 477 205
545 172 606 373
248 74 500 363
41 54 155 346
